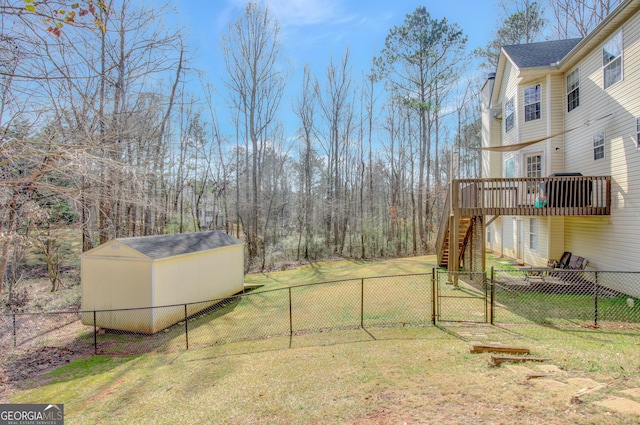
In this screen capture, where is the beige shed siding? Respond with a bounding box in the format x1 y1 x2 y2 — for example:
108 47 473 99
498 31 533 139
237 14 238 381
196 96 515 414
80 232 245 334
80 257 153 333
84 239 148 259
151 245 244 332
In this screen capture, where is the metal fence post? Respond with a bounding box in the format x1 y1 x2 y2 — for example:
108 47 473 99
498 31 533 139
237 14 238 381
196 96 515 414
288 287 293 337
431 268 436 325
594 271 599 328
360 278 364 328
93 311 97 354
489 266 495 325
13 313 16 348
484 271 488 323
184 304 189 350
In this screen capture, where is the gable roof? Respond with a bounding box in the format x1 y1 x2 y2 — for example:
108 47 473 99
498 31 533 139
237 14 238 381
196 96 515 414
502 38 582 69
117 231 244 260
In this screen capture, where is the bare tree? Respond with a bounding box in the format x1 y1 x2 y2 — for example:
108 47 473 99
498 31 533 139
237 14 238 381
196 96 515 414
0 0 187 295
316 50 355 256
375 6 467 253
221 1 288 265
294 65 317 260
549 0 622 38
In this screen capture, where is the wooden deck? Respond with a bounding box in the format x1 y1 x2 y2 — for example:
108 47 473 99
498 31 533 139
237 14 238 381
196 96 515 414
436 175 611 269
452 176 611 217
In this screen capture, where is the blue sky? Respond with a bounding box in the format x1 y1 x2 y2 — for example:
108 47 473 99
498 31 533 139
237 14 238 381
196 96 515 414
176 0 501 137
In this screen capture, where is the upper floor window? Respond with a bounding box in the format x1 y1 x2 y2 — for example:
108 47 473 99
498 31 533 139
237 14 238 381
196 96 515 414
593 132 605 161
524 85 541 121
603 31 622 89
505 97 515 132
567 68 579 112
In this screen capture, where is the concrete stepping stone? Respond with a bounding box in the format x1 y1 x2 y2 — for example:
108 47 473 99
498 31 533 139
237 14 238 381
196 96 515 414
529 379 569 391
534 364 567 376
504 365 536 375
621 388 640 400
566 378 601 389
594 397 640 415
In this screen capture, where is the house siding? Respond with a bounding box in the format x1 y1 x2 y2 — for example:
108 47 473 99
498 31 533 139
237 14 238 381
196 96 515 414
501 61 521 147
484 2 640 279
561 10 640 272
519 79 547 146
548 74 565 175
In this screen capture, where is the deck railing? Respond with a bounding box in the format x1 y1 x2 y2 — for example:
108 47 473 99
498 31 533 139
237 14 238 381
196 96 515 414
451 175 611 216
435 189 451 265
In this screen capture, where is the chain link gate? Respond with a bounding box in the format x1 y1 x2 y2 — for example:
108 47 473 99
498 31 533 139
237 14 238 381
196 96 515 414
434 270 491 323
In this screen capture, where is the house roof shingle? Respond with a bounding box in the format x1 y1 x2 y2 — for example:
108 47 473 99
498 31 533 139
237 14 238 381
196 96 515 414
503 38 583 68
117 231 243 260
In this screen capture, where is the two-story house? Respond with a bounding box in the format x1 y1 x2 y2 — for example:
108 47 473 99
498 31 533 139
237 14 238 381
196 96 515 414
438 0 640 277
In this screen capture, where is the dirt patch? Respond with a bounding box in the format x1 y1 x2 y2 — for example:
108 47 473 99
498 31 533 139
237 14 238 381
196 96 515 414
348 407 418 425
0 345 93 403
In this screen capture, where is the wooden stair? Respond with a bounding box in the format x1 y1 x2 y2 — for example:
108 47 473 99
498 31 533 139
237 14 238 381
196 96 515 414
438 215 473 268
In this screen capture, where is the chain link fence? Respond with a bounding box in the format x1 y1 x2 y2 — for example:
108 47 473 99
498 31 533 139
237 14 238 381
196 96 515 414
491 269 640 330
2 270 639 360
1 273 433 357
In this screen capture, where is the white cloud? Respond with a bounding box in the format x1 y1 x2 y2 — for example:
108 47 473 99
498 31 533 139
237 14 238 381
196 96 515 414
266 0 344 26
227 0 349 27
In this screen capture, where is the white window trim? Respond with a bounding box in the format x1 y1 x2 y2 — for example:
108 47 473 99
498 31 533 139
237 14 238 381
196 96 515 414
505 97 515 132
603 30 623 89
524 84 541 122
567 68 579 112
593 132 605 161
529 218 538 251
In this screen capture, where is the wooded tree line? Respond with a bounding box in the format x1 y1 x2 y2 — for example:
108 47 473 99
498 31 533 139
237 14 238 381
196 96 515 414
0 0 621 294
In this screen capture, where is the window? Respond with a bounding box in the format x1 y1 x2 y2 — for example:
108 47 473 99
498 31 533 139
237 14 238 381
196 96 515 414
593 132 605 161
505 157 515 178
524 85 541 121
526 154 542 179
505 97 515 132
567 69 579 112
529 218 538 251
525 154 542 196
637 118 640 150
603 31 622 89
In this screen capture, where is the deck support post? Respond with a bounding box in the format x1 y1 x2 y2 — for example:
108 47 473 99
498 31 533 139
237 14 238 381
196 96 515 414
448 180 460 287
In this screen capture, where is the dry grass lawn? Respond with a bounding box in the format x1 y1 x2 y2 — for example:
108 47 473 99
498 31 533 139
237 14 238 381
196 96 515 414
6 255 640 424
9 325 640 424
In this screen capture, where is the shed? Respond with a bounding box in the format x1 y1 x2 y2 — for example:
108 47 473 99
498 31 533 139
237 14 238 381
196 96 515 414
80 231 245 334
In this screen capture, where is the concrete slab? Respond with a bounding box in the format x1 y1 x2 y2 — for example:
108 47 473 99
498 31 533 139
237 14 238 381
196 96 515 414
621 388 640 400
594 397 640 415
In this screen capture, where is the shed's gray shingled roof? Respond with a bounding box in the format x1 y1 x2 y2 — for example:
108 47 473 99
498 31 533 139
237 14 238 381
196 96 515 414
503 38 582 68
117 231 244 260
